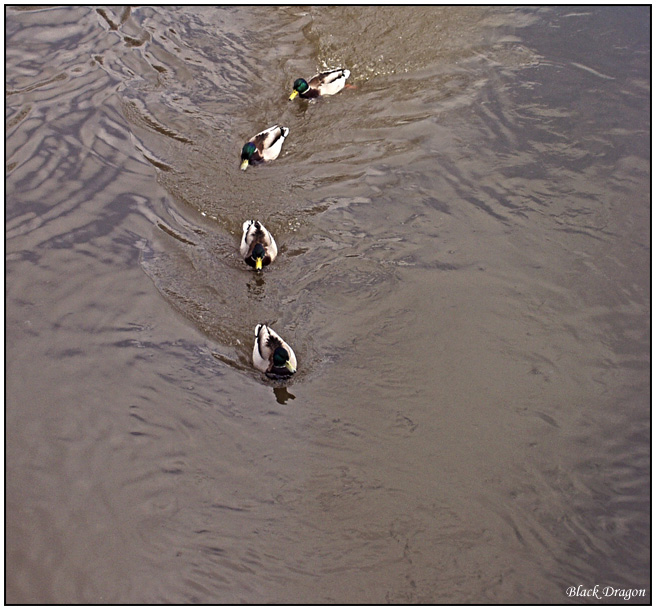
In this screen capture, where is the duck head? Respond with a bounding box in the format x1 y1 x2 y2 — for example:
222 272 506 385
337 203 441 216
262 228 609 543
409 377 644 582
273 346 296 373
252 243 266 270
289 78 309 100
240 142 257 170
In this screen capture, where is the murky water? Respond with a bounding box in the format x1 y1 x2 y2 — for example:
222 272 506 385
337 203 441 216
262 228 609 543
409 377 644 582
6 6 650 604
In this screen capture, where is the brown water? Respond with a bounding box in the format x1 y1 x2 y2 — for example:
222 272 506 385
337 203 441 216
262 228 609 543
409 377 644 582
6 6 650 604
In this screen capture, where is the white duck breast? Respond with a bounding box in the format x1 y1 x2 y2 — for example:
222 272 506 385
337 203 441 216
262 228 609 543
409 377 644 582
253 324 297 378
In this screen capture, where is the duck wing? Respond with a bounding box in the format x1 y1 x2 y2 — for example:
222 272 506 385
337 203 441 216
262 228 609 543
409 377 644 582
253 324 272 371
315 69 348 85
306 69 350 96
251 125 288 151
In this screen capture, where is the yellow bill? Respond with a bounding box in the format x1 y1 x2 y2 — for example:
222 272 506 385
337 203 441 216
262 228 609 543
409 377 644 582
255 257 263 270
240 159 249 170
289 90 299 101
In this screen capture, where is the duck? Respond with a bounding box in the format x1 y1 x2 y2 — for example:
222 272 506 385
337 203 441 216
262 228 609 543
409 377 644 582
240 125 290 170
240 220 278 270
289 68 351 100
253 324 297 378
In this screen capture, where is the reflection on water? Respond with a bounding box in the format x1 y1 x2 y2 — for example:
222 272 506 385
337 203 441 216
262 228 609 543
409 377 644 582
6 5 650 604
273 386 297 406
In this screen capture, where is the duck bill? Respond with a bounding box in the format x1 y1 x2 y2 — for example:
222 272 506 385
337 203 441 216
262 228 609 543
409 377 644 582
288 90 299 101
240 159 249 171
255 257 263 270
285 361 296 374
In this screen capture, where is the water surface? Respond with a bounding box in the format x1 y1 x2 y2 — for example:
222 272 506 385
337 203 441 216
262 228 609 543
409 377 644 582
6 6 650 604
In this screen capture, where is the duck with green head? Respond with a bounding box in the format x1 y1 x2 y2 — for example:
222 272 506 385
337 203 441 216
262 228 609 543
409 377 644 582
240 220 277 270
253 324 297 379
240 125 290 170
289 68 351 100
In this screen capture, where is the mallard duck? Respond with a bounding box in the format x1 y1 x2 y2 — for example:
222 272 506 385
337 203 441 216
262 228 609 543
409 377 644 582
253 324 297 378
289 68 351 100
240 220 278 270
240 125 289 170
